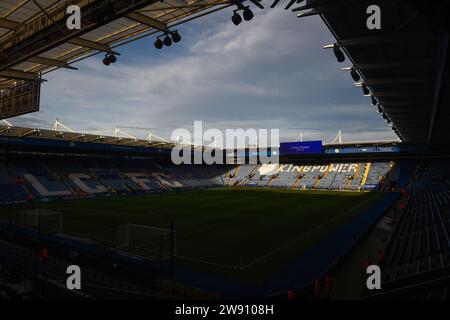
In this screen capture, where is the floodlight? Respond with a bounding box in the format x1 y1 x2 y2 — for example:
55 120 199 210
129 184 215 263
371 95 377 106
103 55 111 66
362 84 370 95
377 105 383 113
350 68 360 81
163 34 172 46
172 30 181 43
333 44 345 63
154 38 163 49
232 11 242 25
243 7 254 21
108 53 117 64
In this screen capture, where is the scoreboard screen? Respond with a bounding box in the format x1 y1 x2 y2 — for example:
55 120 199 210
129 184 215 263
280 141 323 155
0 81 40 119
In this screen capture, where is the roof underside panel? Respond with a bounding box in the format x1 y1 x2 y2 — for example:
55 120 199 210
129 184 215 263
319 0 450 145
0 0 231 86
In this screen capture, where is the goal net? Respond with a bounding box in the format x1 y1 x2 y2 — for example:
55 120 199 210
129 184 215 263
13 209 62 234
114 223 176 261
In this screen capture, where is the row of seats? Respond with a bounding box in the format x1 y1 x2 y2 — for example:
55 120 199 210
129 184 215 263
0 157 399 203
384 182 450 282
226 162 396 191
0 157 225 202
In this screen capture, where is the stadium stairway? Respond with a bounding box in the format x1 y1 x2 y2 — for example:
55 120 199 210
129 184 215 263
314 165 332 189
359 163 371 189
345 163 362 190
238 165 258 186
226 166 239 186
291 173 304 189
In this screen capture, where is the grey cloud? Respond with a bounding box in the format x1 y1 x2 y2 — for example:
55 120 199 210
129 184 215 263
11 7 395 144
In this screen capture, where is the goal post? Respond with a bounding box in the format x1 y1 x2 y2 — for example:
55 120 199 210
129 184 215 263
12 209 62 234
114 222 176 261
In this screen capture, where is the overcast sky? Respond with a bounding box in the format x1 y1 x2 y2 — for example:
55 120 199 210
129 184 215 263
11 6 396 144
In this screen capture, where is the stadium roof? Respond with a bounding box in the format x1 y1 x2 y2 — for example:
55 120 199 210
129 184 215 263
0 123 177 148
0 122 401 149
310 0 450 145
0 0 232 87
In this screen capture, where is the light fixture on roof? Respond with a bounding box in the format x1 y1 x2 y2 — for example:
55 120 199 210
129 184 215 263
163 34 172 46
332 44 345 63
371 95 377 106
154 30 182 49
232 10 242 25
108 53 117 64
361 83 370 95
154 37 163 49
350 68 360 82
377 105 383 113
102 53 117 66
243 6 254 21
171 30 181 43
382 113 391 124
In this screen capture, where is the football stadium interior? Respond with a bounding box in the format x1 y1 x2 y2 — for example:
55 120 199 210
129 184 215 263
1 0 450 301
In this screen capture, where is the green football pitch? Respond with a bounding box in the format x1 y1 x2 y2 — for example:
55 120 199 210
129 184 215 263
0 188 382 282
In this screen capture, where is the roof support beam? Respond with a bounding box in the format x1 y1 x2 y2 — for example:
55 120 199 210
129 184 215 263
389 119 428 124
68 38 112 52
0 84 11 89
336 32 433 47
296 8 321 18
355 77 429 86
20 129 40 137
0 18 20 30
0 69 43 82
0 0 160 72
382 101 431 106
126 12 168 31
390 124 428 127
352 59 433 70
28 57 78 70
371 91 432 97
385 109 429 114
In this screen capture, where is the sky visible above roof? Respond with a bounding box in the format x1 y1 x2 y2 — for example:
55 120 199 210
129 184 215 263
12 6 397 144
